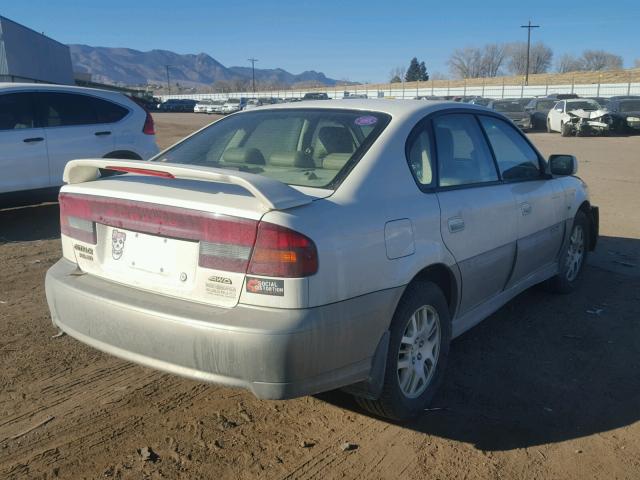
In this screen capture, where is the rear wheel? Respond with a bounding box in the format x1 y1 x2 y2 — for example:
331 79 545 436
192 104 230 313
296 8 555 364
354 282 451 421
547 119 553 133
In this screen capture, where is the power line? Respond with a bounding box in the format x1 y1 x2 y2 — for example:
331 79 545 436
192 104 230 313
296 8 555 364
520 20 540 85
248 58 258 93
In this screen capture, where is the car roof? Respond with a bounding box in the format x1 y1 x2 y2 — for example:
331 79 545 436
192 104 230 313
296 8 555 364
255 98 489 120
0 82 136 107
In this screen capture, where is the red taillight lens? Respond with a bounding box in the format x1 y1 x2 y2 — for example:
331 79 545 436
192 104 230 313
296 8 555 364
143 111 155 135
59 194 97 244
248 223 318 278
58 193 318 277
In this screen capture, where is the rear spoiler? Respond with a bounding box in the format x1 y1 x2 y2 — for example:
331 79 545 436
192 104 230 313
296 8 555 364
63 159 313 211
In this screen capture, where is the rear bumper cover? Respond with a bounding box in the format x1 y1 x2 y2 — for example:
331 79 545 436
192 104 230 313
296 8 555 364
45 259 401 399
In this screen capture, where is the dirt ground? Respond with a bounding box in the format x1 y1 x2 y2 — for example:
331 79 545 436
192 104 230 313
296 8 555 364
1 113 639 480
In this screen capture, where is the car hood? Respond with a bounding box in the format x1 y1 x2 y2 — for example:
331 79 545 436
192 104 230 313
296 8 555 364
567 108 608 119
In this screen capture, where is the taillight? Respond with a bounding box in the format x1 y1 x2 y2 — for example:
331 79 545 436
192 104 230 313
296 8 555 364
248 223 318 278
59 194 97 244
143 111 155 135
58 193 318 277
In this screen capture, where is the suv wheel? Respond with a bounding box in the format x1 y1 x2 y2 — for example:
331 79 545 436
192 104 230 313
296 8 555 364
547 211 589 293
355 282 451 421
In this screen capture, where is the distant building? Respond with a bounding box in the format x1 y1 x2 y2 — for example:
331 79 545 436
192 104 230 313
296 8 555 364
0 15 74 84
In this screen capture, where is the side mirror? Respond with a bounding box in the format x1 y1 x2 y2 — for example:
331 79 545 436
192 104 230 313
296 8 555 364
549 154 577 176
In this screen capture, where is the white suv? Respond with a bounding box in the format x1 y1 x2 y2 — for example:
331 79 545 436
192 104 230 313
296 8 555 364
45 100 598 420
0 83 159 204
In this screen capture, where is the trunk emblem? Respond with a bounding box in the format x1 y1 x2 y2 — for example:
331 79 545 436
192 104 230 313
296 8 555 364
112 230 126 260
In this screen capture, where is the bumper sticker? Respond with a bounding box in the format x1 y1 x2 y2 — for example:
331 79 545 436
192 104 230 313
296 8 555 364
246 277 284 296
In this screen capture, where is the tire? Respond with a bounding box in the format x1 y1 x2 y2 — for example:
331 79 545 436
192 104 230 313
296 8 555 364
561 122 573 137
354 282 451 421
546 119 552 133
547 211 589 294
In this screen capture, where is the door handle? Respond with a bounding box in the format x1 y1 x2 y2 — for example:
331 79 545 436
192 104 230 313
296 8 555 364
520 202 532 216
94 131 112 136
23 137 44 143
447 217 465 233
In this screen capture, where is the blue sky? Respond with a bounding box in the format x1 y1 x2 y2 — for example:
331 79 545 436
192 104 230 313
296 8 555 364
3 0 639 82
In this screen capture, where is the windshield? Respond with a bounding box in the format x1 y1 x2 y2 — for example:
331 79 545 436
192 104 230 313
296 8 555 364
566 101 599 111
492 102 524 113
534 100 555 111
620 100 640 112
153 109 391 189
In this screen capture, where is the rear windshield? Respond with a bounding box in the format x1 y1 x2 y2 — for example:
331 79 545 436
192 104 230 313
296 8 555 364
620 100 640 112
492 102 524 112
567 101 599 111
153 109 391 189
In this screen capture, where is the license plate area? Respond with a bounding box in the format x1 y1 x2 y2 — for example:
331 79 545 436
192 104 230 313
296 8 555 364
101 226 198 290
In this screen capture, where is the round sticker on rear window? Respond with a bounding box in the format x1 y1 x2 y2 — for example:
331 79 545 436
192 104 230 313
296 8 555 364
354 115 378 126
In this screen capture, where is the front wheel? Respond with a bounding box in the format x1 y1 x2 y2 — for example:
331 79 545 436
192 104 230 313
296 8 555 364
354 282 451 421
561 122 573 137
547 211 589 293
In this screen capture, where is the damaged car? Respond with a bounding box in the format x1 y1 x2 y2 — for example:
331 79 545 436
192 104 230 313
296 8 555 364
605 98 640 134
547 99 611 137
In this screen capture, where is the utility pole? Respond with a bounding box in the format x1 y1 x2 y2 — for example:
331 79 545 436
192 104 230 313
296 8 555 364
520 20 540 85
248 58 258 93
165 65 173 95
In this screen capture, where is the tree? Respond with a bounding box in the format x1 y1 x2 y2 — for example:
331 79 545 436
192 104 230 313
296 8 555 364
447 44 506 78
507 42 553 75
389 66 405 83
557 54 585 73
419 61 429 81
448 47 483 78
581 50 623 71
405 57 421 82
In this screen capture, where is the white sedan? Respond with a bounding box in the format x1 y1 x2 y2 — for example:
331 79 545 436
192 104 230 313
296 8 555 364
547 98 610 136
46 100 598 420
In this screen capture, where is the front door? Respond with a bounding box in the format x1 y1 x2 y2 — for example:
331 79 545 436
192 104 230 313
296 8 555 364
477 115 564 286
433 113 518 315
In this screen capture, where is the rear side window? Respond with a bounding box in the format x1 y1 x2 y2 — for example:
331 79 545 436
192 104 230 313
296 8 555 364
0 93 36 130
433 114 498 187
478 116 541 181
406 130 434 187
91 97 129 123
35 92 128 127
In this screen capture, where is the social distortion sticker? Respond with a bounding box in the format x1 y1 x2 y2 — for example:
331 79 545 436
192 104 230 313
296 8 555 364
246 277 285 296
354 115 378 126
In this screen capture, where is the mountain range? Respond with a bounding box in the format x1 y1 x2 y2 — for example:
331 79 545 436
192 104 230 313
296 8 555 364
69 45 341 89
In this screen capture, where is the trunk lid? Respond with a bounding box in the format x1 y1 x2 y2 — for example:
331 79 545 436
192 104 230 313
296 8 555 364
59 159 327 308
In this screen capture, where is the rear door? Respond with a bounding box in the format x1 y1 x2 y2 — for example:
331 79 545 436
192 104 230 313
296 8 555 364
433 113 519 315
0 92 49 193
477 115 564 285
34 92 116 186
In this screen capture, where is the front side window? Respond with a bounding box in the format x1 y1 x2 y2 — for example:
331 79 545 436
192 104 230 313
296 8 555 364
0 93 35 130
154 109 390 189
433 114 498 187
479 116 541 181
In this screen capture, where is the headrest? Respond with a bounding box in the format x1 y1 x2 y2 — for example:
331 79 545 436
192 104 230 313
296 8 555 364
268 151 314 168
222 147 265 165
318 126 354 154
322 153 351 170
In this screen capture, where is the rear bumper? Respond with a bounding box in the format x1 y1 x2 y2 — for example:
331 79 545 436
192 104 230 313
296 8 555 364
45 259 401 399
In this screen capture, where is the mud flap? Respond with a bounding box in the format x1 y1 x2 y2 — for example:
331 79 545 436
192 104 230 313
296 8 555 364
341 331 390 400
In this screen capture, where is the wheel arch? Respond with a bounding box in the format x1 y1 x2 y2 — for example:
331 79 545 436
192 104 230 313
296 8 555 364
406 263 459 320
103 150 143 160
